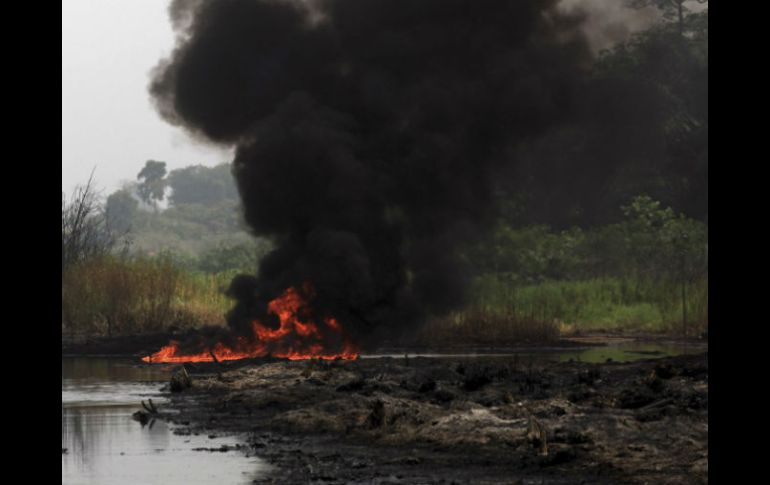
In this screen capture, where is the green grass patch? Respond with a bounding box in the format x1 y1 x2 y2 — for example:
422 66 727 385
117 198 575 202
452 275 708 338
62 257 708 343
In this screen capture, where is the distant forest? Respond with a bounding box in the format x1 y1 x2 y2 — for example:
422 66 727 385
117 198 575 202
101 161 270 273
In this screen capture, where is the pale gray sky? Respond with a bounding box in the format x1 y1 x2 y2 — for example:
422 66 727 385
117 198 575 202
62 0 231 195
62 0 694 196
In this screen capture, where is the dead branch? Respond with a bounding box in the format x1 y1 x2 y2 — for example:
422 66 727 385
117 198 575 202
141 399 159 415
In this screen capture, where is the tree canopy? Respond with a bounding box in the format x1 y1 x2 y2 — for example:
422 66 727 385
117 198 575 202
137 160 167 209
166 163 239 206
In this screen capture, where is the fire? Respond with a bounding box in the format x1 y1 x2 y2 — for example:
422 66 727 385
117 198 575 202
142 285 359 363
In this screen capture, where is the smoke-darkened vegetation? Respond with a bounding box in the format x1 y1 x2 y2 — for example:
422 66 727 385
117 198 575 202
62 2 707 344
63 182 707 343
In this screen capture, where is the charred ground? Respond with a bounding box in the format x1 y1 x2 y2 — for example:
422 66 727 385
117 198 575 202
155 352 707 484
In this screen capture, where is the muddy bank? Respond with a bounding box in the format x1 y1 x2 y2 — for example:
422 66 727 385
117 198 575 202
155 350 707 484
62 330 706 358
62 332 175 356
61 333 586 357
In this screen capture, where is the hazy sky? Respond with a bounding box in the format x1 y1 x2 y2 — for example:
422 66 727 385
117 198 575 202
62 0 686 196
62 0 231 195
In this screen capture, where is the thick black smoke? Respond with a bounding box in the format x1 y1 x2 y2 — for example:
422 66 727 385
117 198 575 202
151 0 636 346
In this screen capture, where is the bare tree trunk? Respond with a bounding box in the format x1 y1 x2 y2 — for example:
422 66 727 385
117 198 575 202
680 246 687 338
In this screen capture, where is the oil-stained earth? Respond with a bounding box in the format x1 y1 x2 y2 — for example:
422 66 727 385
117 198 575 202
157 352 707 484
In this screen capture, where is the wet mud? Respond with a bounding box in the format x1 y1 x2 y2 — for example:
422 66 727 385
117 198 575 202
154 351 708 484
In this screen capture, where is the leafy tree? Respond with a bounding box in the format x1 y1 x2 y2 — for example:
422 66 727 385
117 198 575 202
619 195 706 280
137 160 167 210
466 194 706 285
594 11 708 221
167 163 238 206
105 189 139 234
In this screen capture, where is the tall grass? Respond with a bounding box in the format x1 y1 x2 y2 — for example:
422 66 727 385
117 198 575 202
62 258 707 343
466 274 708 336
62 255 234 338
413 275 707 345
414 310 561 347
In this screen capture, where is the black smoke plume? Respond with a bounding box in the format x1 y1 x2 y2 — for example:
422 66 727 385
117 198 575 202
150 0 651 347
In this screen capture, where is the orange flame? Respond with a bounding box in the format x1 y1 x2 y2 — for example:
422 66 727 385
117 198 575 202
142 285 359 363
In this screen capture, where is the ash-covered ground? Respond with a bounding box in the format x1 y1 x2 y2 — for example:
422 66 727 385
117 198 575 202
156 351 707 484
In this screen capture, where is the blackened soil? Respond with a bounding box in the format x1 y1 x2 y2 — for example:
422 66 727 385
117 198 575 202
153 352 708 484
